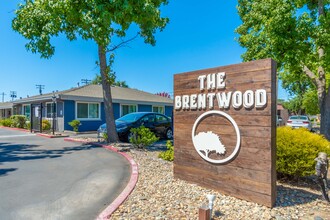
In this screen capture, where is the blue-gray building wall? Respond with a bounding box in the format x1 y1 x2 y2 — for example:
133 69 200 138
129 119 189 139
63 101 120 132
64 100 75 131
113 103 120 119
63 101 173 132
138 104 152 112
165 106 173 118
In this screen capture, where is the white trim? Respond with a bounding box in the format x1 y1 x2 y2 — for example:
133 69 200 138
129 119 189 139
192 110 241 164
152 105 165 114
22 104 31 120
120 104 138 117
60 95 173 106
22 104 30 115
75 101 101 120
45 102 56 119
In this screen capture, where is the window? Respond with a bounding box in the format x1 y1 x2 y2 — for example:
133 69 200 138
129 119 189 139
156 114 168 123
121 104 137 116
77 102 100 119
46 103 56 118
153 106 164 114
141 114 155 124
23 105 31 120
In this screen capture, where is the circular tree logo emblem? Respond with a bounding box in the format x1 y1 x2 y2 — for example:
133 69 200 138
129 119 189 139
191 110 241 164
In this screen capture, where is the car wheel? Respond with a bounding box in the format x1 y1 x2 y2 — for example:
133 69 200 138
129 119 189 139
166 128 173 140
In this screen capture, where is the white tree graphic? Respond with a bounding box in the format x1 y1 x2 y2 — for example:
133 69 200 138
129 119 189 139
193 131 226 158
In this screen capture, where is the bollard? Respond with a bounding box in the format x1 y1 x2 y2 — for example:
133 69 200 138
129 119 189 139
199 204 210 220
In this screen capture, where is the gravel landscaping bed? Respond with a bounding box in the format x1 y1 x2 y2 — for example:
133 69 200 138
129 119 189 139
110 148 330 220
67 137 329 219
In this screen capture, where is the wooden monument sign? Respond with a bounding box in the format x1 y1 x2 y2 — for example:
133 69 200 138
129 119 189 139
173 59 277 207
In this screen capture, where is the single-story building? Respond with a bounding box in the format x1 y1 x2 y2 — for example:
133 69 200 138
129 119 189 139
1 84 173 132
277 103 289 126
0 102 13 119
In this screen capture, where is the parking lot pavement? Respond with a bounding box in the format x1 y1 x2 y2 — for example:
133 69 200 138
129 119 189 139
0 128 131 220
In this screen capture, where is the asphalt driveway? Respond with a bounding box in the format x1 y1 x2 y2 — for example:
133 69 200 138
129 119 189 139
0 128 130 220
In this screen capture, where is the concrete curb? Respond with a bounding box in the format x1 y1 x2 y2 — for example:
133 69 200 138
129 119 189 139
36 133 69 138
64 138 138 219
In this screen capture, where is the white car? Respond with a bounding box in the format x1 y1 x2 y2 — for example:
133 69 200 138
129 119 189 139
287 115 312 131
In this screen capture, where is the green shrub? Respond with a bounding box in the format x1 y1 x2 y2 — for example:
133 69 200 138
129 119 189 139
129 126 159 148
277 127 330 178
158 140 174 161
68 120 81 132
1 118 13 127
10 115 26 128
102 132 108 142
25 121 31 130
42 119 51 131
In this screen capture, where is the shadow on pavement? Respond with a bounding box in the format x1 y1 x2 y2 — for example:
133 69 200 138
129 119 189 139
0 142 99 176
0 168 17 177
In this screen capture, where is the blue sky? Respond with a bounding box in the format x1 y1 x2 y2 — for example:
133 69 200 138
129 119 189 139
0 1 288 102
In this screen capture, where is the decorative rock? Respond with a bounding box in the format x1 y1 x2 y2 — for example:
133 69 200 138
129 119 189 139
80 142 330 220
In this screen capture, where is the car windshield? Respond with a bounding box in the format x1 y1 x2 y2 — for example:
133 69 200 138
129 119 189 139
116 113 146 123
289 116 308 120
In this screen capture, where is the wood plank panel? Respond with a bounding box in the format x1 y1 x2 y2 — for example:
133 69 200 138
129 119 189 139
174 165 274 207
173 59 277 207
174 164 272 194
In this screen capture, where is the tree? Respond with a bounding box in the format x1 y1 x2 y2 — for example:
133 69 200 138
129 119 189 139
236 0 330 140
279 71 315 113
302 89 320 115
12 0 168 142
282 97 303 115
91 72 129 88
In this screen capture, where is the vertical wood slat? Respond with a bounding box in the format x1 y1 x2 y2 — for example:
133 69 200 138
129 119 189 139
173 58 277 208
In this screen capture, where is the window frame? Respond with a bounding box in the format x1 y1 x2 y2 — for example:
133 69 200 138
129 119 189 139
152 105 165 114
45 102 57 119
120 104 138 117
75 102 101 120
22 104 31 120
155 114 169 123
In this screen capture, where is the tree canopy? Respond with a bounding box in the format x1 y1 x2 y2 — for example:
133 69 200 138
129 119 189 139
236 0 330 140
91 73 129 88
13 0 168 58
13 0 169 142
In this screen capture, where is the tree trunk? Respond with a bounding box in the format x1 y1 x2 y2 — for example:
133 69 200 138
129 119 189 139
317 0 329 140
98 44 119 143
320 87 330 140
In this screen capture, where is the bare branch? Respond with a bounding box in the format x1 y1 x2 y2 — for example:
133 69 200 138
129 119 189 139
302 64 318 86
107 33 139 52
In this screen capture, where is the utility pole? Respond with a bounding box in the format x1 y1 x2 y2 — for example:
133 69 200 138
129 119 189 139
36 85 45 95
10 91 17 101
81 79 91 85
0 92 6 102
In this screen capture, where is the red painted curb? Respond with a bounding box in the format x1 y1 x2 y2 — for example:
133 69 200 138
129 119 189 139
0 126 30 132
36 133 53 138
96 146 138 220
64 138 138 219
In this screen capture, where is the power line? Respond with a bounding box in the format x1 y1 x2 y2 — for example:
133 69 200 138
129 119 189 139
10 91 17 101
0 92 6 102
36 84 45 95
81 79 91 85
